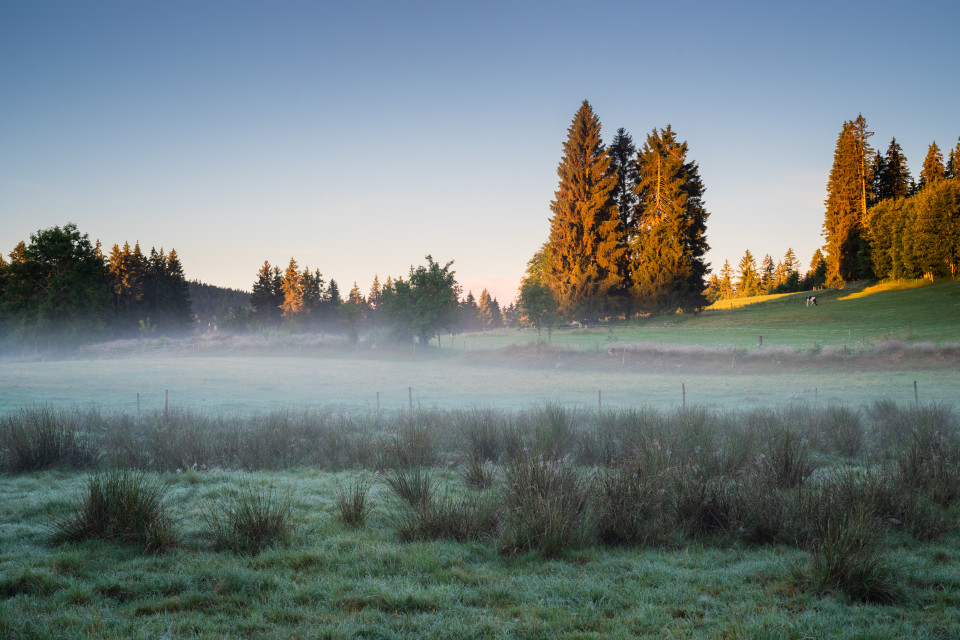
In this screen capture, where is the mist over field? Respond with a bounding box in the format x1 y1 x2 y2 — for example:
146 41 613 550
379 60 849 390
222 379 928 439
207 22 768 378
3 309 959 416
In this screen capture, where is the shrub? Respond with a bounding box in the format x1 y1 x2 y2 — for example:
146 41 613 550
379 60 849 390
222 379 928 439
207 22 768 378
51 469 178 552
499 453 593 557
335 477 371 528
0 407 99 473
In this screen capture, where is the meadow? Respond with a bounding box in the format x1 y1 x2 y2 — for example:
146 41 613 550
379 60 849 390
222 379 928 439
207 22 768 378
2 280 960 638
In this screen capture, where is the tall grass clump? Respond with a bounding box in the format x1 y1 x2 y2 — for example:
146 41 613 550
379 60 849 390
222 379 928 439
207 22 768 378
894 407 960 508
759 426 814 488
0 407 99 473
499 453 593 557
802 505 897 604
203 484 296 554
51 469 178 552
595 443 672 546
527 404 578 462
385 467 498 542
335 476 372 528
460 454 496 490
456 408 507 464
379 415 439 469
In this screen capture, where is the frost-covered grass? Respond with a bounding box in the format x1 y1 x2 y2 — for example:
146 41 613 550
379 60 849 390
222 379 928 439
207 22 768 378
2 403 960 638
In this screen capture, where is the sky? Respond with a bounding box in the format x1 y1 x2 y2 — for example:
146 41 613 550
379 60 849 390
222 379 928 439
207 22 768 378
2 0 958 304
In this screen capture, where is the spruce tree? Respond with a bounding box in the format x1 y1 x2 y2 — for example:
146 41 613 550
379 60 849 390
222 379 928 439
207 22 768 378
161 249 193 332
459 291 479 332
823 116 873 285
919 142 946 190
545 100 622 321
628 125 710 313
477 289 496 329
806 249 827 289
252 261 280 326
608 127 638 231
736 250 758 298
280 258 304 320
718 260 735 298
759 254 775 293
873 137 912 202
947 136 960 180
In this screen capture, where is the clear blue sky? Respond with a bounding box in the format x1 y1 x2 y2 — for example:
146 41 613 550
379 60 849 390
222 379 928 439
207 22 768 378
2 0 958 303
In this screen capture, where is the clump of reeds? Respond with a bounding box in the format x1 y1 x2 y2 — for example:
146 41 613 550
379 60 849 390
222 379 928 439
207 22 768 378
51 469 178 552
0 407 99 473
335 476 372 528
498 453 593 557
202 484 296 554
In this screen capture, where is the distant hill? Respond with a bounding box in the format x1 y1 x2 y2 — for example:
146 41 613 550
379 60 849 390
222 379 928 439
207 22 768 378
189 280 249 331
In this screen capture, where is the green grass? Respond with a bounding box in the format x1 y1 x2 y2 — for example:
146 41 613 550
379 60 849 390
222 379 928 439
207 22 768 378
2 463 959 639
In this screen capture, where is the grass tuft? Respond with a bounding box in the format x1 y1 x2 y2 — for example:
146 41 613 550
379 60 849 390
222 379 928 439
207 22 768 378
805 506 897 604
499 453 593 557
51 469 178 552
335 476 371 528
203 484 296 554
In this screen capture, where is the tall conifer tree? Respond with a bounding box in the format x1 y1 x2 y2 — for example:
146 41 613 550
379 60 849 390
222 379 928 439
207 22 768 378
873 137 912 202
545 100 622 320
919 142 946 190
824 116 874 285
947 136 960 180
628 125 710 312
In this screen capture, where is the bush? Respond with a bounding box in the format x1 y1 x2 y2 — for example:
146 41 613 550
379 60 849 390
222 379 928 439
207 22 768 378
51 469 177 552
0 407 99 473
203 484 296 554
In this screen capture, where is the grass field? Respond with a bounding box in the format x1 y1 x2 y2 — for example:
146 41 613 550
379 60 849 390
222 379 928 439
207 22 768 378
2 279 960 638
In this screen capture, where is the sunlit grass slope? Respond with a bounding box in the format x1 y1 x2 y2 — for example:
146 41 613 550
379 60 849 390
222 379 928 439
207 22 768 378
457 279 960 351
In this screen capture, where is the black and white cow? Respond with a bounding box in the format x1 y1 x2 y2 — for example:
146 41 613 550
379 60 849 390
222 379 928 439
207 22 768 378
806 295 818 307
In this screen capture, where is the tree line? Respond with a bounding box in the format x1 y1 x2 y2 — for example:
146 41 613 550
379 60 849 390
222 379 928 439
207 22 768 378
0 223 192 348
241 256 519 344
704 248 828 301
824 115 960 284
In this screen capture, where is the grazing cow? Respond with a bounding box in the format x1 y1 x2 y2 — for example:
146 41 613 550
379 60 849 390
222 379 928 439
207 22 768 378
806 295 818 307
